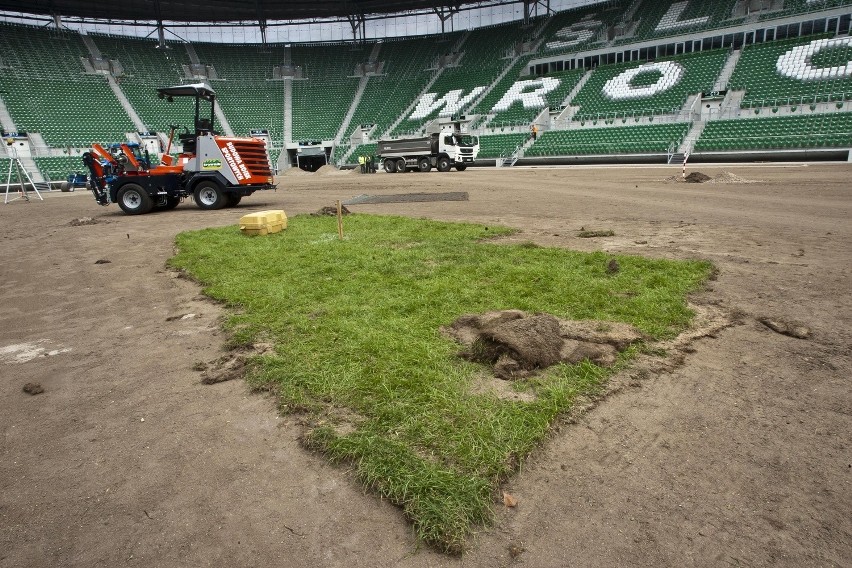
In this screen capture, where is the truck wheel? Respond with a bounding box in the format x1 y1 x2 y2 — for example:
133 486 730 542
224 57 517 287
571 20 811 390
225 193 242 207
194 181 226 210
60 181 71 192
383 159 396 174
116 183 153 215
455 164 467 172
437 156 451 172
418 158 431 172
396 158 406 173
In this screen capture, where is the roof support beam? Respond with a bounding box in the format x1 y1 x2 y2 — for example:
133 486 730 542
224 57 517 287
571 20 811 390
433 3 461 35
153 0 169 49
523 0 552 24
348 12 366 44
256 0 268 49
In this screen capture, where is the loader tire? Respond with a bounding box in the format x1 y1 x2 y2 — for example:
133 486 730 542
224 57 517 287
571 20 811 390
193 181 226 210
225 193 242 207
116 183 153 215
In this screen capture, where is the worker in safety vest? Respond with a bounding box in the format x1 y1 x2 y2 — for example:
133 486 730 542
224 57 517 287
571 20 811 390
358 155 366 173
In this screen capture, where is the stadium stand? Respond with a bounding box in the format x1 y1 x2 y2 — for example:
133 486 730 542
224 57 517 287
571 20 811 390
759 0 852 20
2 76 135 146
477 133 529 158
392 21 531 135
345 35 454 142
1 0 850 171
191 42 287 140
0 23 134 146
525 122 690 156
570 49 728 122
89 34 193 134
537 2 627 58
729 34 852 108
484 68 586 128
290 43 367 141
619 0 742 43
694 112 852 151
33 155 85 181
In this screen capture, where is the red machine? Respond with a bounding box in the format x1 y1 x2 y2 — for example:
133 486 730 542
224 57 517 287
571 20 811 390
83 83 275 215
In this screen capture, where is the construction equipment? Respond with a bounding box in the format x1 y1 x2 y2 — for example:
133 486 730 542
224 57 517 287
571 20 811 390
82 83 274 215
378 124 479 173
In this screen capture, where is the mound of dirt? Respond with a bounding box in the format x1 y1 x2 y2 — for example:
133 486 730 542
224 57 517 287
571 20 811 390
312 205 352 216
282 167 311 176
70 217 99 226
442 310 646 379
684 172 712 183
314 165 346 176
759 317 811 339
707 171 761 184
22 382 45 395
200 353 246 385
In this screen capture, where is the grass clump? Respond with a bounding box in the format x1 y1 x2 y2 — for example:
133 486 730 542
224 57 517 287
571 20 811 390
170 214 712 552
578 229 616 238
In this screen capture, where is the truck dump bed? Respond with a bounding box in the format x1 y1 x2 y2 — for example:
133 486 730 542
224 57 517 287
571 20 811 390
379 136 436 155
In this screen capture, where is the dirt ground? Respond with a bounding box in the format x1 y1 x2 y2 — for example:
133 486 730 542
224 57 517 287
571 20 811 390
1 163 850 567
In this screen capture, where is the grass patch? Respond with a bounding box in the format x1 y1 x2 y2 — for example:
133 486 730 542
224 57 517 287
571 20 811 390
170 214 711 552
578 229 616 238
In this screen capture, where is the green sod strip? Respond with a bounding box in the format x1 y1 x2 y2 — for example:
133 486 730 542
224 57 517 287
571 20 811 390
170 214 712 552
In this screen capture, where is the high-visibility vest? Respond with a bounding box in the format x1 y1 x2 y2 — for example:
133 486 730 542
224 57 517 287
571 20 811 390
359 156 365 164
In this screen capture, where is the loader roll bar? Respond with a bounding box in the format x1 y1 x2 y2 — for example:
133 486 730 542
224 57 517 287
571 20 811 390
157 83 216 136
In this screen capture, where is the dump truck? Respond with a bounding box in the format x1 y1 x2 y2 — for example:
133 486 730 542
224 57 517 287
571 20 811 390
377 127 479 173
82 83 274 215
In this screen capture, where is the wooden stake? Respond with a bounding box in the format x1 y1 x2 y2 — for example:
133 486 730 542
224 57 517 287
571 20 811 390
336 200 344 240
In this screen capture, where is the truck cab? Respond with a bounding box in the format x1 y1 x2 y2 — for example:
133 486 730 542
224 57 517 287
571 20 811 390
438 131 478 168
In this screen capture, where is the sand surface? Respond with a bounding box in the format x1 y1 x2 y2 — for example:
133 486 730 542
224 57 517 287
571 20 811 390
1 164 850 567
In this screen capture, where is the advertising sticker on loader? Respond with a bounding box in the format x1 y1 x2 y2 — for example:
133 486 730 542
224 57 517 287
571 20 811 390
219 140 252 181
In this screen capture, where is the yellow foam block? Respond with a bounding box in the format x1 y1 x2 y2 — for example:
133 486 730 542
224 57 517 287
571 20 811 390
239 209 287 236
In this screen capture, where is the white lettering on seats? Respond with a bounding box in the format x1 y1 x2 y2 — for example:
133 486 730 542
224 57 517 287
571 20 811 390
545 17 603 51
491 77 560 112
408 87 486 120
602 61 684 100
776 37 852 81
654 1 709 33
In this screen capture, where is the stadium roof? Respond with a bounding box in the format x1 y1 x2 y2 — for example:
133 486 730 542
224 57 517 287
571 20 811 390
0 0 504 23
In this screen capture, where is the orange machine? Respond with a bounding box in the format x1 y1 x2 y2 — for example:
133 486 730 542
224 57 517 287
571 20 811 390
83 83 275 215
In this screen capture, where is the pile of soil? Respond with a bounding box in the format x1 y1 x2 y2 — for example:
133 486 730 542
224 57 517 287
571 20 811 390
684 172 712 183
315 165 348 176
707 171 761 184
22 382 45 395
282 167 311 176
69 217 99 226
312 205 352 216
442 310 645 379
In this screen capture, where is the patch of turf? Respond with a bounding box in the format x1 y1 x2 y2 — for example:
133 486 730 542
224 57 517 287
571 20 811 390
578 229 615 238
170 214 712 552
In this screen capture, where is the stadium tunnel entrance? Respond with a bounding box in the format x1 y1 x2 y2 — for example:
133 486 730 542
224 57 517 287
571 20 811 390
288 142 331 172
